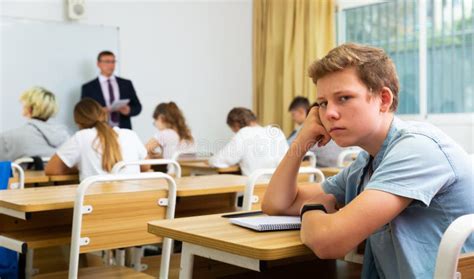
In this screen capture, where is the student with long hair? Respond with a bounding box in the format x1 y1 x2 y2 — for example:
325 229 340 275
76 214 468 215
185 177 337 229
145 102 194 159
45 98 148 181
209 107 288 176
0 87 69 161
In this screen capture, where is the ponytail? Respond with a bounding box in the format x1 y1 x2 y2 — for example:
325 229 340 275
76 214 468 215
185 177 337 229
74 98 123 172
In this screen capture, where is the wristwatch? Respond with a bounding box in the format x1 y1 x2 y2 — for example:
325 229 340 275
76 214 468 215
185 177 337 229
300 204 327 220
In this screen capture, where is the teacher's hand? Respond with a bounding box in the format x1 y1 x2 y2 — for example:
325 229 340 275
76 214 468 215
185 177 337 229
118 105 131 115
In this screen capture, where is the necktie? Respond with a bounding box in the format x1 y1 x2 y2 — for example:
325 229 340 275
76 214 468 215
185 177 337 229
107 79 119 123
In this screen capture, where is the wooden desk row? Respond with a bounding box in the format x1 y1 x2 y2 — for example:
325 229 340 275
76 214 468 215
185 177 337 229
10 163 341 188
180 161 342 178
9 170 79 186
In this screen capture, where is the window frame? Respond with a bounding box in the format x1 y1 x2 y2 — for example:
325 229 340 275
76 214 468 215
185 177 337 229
336 0 474 124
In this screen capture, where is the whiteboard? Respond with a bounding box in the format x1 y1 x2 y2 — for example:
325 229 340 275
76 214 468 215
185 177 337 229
0 17 119 133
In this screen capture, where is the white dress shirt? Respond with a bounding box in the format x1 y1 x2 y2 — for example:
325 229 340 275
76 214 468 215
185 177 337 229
209 125 289 176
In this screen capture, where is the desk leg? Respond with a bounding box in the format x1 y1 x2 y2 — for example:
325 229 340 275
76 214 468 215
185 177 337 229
179 242 194 279
18 252 26 279
179 242 261 279
25 248 34 279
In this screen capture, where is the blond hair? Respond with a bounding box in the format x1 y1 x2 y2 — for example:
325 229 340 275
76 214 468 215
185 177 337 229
308 43 400 111
74 98 123 172
20 87 59 120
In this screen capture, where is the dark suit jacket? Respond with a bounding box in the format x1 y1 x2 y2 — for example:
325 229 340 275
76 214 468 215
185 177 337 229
81 77 142 129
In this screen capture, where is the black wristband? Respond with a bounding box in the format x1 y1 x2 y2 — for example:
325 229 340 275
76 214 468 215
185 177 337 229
300 204 327 221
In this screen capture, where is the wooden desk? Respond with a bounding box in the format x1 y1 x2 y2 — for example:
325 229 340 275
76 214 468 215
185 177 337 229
148 213 313 278
0 174 249 277
177 156 210 164
8 171 79 187
120 174 251 217
8 170 49 185
180 161 240 175
319 167 342 177
0 174 248 219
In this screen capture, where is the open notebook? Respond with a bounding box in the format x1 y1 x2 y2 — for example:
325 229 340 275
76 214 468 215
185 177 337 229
229 215 301 232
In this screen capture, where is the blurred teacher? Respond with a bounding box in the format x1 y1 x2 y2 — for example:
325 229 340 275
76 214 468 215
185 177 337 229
81 50 142 129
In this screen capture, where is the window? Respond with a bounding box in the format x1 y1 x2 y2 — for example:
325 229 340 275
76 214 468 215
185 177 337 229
339 0 473 115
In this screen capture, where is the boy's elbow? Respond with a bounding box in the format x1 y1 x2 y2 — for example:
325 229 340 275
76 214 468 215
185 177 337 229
261 200 276 215
261 196 284 216
301 230 346 260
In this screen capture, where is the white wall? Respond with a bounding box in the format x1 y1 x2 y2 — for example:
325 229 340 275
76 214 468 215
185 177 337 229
1 0 252 152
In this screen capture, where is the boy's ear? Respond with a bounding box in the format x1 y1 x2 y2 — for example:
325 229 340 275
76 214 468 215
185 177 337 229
379 87 393 112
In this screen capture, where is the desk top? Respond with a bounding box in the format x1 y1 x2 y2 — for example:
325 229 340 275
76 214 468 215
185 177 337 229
0 174 248 213
319 167 342 177
179 161 240 173
129 174 248 197
23 171 50 184
9 170 79 185
148 213 312 260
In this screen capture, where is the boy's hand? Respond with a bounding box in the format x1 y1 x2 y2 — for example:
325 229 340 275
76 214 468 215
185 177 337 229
294 107 331 152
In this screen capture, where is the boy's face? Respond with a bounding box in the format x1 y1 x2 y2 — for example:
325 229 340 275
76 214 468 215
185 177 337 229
316 67 384 147
290 107 307 125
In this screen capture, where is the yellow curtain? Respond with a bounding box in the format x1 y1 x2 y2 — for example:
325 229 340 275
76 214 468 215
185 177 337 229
253 0 335 135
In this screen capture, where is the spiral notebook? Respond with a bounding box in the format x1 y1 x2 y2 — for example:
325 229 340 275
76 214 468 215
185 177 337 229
229 215 301 232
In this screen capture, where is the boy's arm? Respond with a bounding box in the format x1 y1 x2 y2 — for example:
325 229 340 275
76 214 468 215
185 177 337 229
300 189 411 259
262 107 332 215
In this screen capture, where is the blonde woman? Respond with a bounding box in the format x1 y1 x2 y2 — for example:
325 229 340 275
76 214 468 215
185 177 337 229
0 87 69 161
45 98 148 181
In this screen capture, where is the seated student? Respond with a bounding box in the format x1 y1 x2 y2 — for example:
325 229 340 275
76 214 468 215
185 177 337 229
0 87 69 161
45 98 148 181
261 43 473 278
145 102 195 160
209 107 288 176
287 96 310 145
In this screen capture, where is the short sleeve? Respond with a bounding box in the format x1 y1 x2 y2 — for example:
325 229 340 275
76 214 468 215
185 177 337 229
322 166 351 205
56 133 82 168
366 134 456 206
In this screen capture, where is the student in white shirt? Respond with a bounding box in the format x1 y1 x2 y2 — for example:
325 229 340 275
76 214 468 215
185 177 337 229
45 98 148 181
145 102 194 160
209 107 288 176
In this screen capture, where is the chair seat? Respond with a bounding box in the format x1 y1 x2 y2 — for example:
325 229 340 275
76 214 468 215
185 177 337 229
34 266 154 278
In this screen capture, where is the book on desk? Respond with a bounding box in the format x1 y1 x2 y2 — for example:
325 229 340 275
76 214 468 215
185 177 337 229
228 213 301 232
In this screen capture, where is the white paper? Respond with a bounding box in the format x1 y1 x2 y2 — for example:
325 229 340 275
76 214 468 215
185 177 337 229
110 99 130 111
229 215 301 231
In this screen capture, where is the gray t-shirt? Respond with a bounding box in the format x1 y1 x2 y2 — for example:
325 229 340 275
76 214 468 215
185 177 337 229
322 117 474 278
